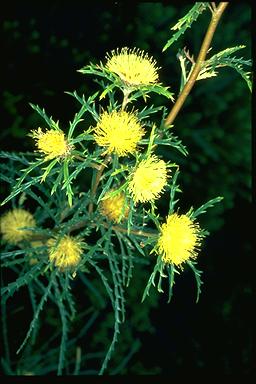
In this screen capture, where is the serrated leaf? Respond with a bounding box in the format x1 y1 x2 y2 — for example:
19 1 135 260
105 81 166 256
163 3 208 51
187 261 203 303
41 158 59 182
201 46 252 91
30 103 60 130
190 196 224 219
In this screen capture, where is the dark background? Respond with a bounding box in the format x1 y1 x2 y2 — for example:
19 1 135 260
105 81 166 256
2 1 253 376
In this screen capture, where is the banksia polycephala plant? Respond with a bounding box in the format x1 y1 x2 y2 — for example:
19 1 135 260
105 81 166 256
1 2 250 376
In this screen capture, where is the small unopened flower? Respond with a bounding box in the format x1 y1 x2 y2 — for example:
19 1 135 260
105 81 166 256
128 155 168 203
94 110 144 156
100 189 129 223
0 208 36 244
106 47 160 86
157 213 202 267
28 240 44 265
48 235 83 270
31 128 72 160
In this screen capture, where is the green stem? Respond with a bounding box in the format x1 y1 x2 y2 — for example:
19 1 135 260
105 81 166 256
73 155 101 170
88 155 111 214
111 223 157 238
63 218 158 238
73 154 86 161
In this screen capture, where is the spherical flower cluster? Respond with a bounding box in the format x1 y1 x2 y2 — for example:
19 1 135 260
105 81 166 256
100 189 129 223
94 110 144 157
0 208 36 245
106 47 160 86
31 128 71 160
48 235 83 270
157 213 202 267
128 155 168 204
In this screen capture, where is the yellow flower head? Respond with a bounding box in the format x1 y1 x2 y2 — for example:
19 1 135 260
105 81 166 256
48 235 83 270
128 155 168 203
31 128 71 160
100 189 129 223
94 110 144 156
157 213 202 267
0 208 36 244
106 47 160 86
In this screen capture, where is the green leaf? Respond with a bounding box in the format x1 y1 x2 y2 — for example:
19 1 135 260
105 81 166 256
62 159 74 206
29 103 60 130
67 92 99 139
0 261 44 297
142 256 163 302
167 263 177 303
41 158 59 182
51 167 64 195
190 196 224 219
25 189 57 223
78 272 106 309
53 275 69 376
201 46 252 91
163 3 208 51
99 83 117 100
168 168 181 215
1 174 42 206
110 339 141 375
1 250 27 260
88 259 114 306
146 124 157 158
157 261 168 293
137 105 163 120
65 90 99 122
1 155 46 206
16 271 55 354
136 84 175 100
78 62 116 84
187 261 203 303
159 132 188 156
0 151 31 165
99 239 125 375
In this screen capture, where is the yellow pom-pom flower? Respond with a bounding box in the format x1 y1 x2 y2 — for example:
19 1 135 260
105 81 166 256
100 189 129 223
0 208 36 244
157 213 202 267
106 47 160 86
128 155 168 203
31 127 71 160
48 235 83 270
94 110 144 157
